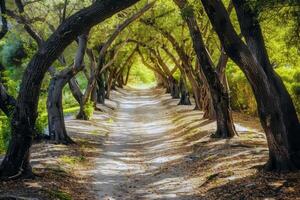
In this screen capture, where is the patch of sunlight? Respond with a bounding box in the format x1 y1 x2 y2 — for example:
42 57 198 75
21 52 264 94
147 154 184 164
139 177 200 199
59 155 86 166
64 106 80 115
235 123 260 133
107 118 114 123
128 82 157 89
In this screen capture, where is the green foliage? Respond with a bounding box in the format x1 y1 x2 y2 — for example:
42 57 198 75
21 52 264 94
84 101 95 120
59 155 86 166
181 4 194 19
226 63 257 115
227 64 300 115
47 189 72 200
0 36 26 68
128 62 156 86
276 67 300 112
0 117 11 154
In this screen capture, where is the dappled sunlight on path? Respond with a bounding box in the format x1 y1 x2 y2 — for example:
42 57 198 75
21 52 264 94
92 88 203 200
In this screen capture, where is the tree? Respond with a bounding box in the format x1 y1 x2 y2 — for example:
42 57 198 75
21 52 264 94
0 0 141 180
173 0 237 138
47 33 88 144
200 0 300 171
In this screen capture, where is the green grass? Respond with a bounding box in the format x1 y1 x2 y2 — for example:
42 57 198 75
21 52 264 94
47 189 72 200
64 106 80 115
59 155 86 166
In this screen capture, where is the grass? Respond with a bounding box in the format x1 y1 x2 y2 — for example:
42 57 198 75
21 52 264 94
59 155 86 166
64 106 80 116
47 189 72 200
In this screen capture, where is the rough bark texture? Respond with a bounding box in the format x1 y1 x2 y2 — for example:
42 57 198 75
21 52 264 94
201 0 300 171
0 0 141 179
174 0 236 138
47 33 88 144
97 73 106 104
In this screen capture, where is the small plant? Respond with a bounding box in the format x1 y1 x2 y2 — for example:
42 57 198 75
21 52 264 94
59 155 86 166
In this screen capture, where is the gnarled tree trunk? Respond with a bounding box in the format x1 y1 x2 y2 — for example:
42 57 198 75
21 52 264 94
0 0 141 179
47 33 88 144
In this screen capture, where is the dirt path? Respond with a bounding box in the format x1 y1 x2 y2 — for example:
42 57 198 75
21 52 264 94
93 88 200 200
1 88 300 200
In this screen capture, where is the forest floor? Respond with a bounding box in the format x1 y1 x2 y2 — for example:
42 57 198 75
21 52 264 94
1 88 300 200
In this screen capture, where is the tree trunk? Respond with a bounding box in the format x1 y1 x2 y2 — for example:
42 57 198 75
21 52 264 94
47 79 74 144
174 0 236 138
68 78 88 120
161 45 201 109
105 69 115 99
201 0 300 171
47 33 88 144
69 78 83 105
233 0 300 170
0 0 140 179
178 75 191 105
97 73 106 104
169 77 180 99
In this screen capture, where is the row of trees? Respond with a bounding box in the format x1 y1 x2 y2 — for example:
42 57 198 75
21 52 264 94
0 0 299 179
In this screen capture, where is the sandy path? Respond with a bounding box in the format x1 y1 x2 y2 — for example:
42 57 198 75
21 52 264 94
92 88 199 200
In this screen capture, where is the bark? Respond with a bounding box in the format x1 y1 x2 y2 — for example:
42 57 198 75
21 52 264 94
154 49 180 99
178 75 191 105
174 0 237 138
169 77 180 99
47 33 88 144
233 0 300 170
197 62 215 119
122 47 137 85
105 68 116 99
162 45 200 108
0 0 141 180
201 0 300 171
96 50 107 104
68 78 83 105
97 73 106 104
78 48 98 119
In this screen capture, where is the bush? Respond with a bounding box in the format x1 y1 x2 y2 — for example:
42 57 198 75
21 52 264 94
226 63 300 116
84 101 95 120
0 117 11 154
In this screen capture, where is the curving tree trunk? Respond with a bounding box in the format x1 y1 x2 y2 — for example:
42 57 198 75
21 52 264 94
47 33 88 144
174 0 237 138
0 0 141 180
201 0 300 171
